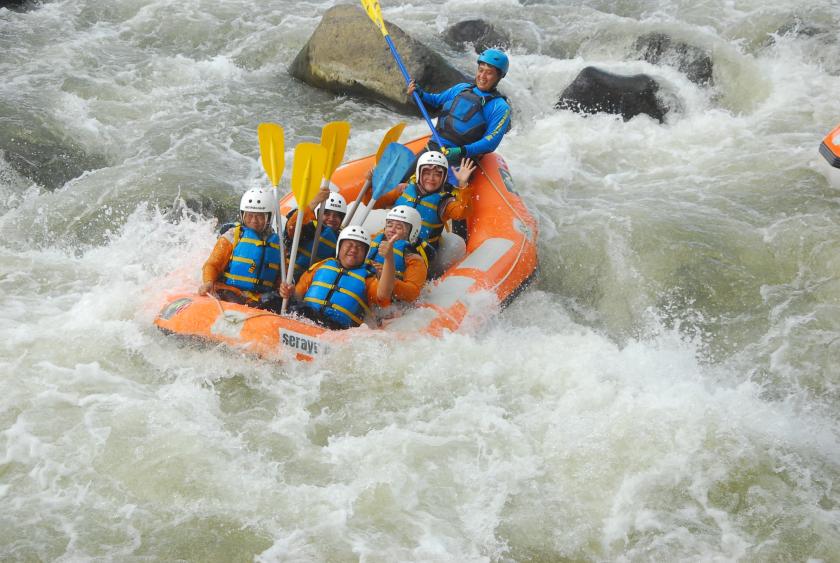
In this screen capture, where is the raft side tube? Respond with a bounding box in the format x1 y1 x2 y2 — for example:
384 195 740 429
820 124 840 169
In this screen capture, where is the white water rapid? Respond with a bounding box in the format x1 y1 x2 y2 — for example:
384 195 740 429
1 0 839 560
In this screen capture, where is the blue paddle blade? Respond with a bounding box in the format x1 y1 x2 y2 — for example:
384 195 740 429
372 142 416 199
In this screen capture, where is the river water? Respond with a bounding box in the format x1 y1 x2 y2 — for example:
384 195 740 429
1 0 839 560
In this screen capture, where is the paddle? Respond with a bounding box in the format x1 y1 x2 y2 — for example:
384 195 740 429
360 0 445 147
353 141 416 226
360 0 457 177
257 122 287 283
342 121 406 228
308 121 350 267
282 142 328 314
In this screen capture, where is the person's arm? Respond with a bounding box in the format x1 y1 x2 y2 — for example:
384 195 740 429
408 81 464 110
462 97 511 157
440 159 476 221
285 207 316 239
372 182 407 209
199 236 233 294
392 254 428 302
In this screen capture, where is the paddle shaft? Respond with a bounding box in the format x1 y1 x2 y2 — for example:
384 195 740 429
354 196 378 227
381 37 459 180
281 211 306 314
274 204 287 284
342 179 370 228
307 179 329 266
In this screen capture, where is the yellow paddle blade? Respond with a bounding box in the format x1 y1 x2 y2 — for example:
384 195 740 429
291 143 328 208
257 123 284 186
376 121 406 163
320 121 350 180
360 0 389 36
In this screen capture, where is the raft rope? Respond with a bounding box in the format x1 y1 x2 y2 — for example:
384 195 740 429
208 292 280 324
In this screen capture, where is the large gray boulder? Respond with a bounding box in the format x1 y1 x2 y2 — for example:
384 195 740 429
443 19 511 54
556 66 668 123
633 33 713 86
290 4 467 115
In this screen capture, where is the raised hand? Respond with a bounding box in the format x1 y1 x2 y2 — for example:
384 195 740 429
309 185 332 210
454 158 476 186
378 232 399 259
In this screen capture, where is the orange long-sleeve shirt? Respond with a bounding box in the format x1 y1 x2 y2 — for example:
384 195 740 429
391 254 427 302
202 236 234 285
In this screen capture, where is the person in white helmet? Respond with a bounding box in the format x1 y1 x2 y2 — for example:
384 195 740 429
278 225 397 329
375 150 476 249
284 186 348 279
199 187 283 306
366 205 429 303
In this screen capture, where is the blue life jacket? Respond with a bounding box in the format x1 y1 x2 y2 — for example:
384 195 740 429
436 84 509 147
394 182 455 247
223 224 282 293
293 222 339 279
302 258 374 328
366 232 430 280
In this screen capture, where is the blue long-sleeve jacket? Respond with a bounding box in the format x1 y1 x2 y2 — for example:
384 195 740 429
418 83 511 157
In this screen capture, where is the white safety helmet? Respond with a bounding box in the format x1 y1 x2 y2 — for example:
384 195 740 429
335 225 371 257
416 150 448 185
386 205 422 244
318 192 347 216
239 187 274 223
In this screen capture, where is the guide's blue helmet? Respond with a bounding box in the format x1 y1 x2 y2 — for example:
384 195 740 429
477 49 509 77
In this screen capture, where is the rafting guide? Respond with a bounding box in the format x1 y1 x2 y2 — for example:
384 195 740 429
407 48 512 165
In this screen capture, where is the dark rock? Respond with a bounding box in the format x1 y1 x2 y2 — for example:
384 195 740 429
766 17 833 46
556 66 668 123
0 104 109 191
443 19 511 54
290 4 467 115
633 32 713 86
0 0 40 12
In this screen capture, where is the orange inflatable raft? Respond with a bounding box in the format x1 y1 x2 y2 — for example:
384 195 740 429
154 136 539 361
820 123 840 169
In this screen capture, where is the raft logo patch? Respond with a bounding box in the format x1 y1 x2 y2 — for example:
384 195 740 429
280 330 326 357
159 297 192 320
499 167 518 194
